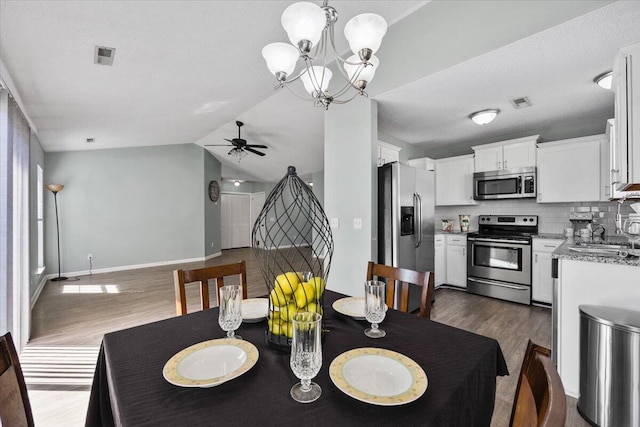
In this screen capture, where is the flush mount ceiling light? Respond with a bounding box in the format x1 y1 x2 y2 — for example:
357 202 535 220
594 71 612 90
470 109 500 126
262 1 387 109
234 180 241 187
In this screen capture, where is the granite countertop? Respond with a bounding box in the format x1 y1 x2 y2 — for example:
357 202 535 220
552 237 640 267
534 233 566 240
435 230 472 235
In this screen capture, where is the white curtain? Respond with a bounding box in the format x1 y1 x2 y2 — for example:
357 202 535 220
0 89 31 351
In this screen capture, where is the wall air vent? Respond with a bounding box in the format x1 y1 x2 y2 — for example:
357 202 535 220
86 138 95 143
94 46 115 66
510 97 532 109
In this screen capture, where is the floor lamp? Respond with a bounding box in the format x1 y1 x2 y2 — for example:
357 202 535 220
45 184 68 281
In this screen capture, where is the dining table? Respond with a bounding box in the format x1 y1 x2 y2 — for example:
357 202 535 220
85 290 508 427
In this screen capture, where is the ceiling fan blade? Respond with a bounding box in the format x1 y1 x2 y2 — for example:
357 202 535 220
245 144 268 149
224 138 235 143
205 144 232 147
244 146 266 156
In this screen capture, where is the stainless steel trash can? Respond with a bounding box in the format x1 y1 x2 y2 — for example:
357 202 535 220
578 305 640 427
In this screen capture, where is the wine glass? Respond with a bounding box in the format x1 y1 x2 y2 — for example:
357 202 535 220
218 285 242 339
364 280 386 338
290 312 322 403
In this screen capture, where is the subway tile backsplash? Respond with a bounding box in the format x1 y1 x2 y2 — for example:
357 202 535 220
435 199 634 236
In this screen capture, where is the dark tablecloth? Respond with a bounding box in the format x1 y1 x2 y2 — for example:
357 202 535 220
85 290 508 427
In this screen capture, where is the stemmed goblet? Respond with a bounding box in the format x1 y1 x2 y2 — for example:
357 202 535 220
290 312 322 403
364 280 386 338
218 285 243 339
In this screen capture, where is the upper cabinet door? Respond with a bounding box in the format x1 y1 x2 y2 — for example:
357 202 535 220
537 137 602 203
435 155 477 206
503 141 536 170
474 147 503 172
377 141 401 166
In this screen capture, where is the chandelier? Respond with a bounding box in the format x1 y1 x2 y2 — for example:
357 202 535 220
262 1 387 109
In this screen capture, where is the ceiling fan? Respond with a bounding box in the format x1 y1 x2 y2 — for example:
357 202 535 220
205 121 268 158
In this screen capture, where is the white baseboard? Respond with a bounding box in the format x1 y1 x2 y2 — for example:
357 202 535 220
45 253 223 279
31 275 48 309
262 243 311 250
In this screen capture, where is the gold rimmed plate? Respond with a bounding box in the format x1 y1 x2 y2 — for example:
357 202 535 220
163 339 259 388
329 348 428 406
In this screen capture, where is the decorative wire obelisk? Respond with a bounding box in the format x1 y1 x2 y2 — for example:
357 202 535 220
252 166 333 348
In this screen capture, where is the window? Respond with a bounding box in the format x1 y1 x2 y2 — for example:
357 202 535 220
37 164 44 268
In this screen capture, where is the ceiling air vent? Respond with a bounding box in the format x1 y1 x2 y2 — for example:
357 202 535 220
86 138 95 143
94 46 115 66
510 97 532 109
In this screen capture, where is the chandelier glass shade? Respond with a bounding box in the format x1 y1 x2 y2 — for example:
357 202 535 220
262 1 387 108
229 147 248 162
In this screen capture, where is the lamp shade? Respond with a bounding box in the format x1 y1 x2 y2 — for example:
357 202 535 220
262 42 300 77
470 109 500 125
300 66 332 95
281 2 326 47
344 13 387 55
45 184 64 192
344 54 379 83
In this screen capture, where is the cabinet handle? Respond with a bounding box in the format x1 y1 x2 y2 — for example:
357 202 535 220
535 254 538 262
497 160 501 169
543 245 556 248
504 160 508 168
462 248 466 256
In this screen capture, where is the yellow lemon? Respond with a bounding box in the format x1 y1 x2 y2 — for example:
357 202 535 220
307 277 326 298
268 319 284 336
305 302 323 315
274 272 300 295
269 287 287 307
293 282 315 308
269 309 280 320
283 321 293 339
279 302 298 322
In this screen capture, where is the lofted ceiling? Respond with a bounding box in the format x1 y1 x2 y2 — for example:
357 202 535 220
2 1 640 182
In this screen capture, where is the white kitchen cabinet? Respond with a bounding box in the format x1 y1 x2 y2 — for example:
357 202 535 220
612 41 640 193
531 238 563 304
434 234 446 287
445 234 467 288
472 135 539 172
377 141 400 166
407 157 435 171
434 155 476 206
537 136 604 203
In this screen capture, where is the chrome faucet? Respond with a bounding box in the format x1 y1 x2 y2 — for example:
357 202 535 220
615 195 628 234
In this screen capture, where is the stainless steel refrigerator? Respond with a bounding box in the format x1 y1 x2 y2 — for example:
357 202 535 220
378 162 435 312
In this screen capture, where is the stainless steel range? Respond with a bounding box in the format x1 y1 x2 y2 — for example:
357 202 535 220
467 215 538 305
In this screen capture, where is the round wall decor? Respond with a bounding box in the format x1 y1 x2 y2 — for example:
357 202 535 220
208 180 220 202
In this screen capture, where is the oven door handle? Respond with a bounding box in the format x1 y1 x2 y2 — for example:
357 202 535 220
468 237 530 245
468 277 530 291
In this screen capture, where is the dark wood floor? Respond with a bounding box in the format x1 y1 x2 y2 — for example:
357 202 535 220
26 248 588 426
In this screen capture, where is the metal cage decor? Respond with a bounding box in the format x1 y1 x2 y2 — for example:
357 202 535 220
252 166 334 348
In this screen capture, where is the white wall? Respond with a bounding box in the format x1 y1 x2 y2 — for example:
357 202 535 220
324 100 378 296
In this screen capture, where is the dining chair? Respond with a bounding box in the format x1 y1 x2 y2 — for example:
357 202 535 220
366 261 435 319
509 340 566 427
173 261 248 316
0 332 35 427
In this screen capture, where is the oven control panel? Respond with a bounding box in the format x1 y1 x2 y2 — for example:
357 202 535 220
478 215 538 227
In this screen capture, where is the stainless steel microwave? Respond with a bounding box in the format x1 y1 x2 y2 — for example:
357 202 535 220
473 167 536 200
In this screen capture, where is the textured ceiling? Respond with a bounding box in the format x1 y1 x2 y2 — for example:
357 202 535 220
3 1 639 181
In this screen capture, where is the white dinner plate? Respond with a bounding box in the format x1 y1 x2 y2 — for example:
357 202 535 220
332 297 366 320
329 348 428 406
162 339 259 388
241 298 269 323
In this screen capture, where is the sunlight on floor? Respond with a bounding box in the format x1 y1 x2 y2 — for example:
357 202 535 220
62 284 120 294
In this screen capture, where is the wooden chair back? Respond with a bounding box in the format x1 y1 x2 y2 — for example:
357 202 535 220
510 340 566 427
366 261 434 319
0 332 34 427
173 261 248 316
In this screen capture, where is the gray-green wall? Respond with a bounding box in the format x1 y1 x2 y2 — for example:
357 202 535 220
204 151 222 257
44 144 221 274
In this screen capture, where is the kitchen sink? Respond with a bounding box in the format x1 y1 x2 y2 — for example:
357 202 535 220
574 242 632 250
569 240 638 257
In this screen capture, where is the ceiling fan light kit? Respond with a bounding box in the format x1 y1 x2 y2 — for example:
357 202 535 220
262 1 387 109
470 109 500 126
